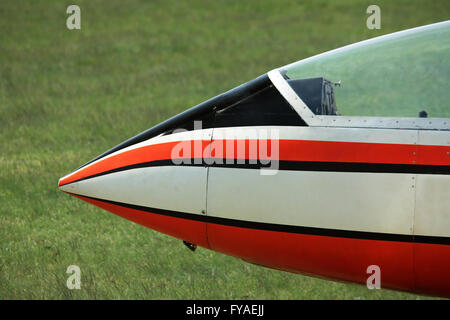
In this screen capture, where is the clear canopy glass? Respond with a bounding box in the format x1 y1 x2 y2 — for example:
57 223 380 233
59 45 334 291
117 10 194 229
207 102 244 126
282 21 450 119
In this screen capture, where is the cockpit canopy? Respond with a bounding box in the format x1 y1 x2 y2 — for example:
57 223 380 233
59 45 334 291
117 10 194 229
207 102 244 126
282 21 450 118
162 21 450 135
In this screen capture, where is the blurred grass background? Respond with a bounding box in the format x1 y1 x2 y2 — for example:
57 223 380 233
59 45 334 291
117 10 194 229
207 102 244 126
0 0 449 299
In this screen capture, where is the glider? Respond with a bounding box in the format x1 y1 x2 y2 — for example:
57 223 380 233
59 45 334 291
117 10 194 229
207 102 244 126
59 21 450 298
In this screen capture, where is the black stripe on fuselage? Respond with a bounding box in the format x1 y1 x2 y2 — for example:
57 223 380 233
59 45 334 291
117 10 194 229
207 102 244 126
62 158 450 186
74 193 450 246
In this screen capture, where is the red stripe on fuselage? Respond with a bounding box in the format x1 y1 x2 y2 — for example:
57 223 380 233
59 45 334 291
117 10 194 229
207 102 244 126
207 223 450 298
60 139 450 186
418 144 450 166
59 140 211 186
210 139 418 164
207 222 414 294
413 242 450 298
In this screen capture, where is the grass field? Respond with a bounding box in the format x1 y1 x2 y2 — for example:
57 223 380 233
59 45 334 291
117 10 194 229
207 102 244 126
1 0 449 299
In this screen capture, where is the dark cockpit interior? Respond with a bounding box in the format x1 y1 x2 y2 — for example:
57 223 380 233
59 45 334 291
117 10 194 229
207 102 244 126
287 77 339 116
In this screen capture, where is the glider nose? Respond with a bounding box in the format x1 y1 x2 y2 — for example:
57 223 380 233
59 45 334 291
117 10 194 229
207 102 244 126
58 162 92 194
58 176 77 193
58 139 210 249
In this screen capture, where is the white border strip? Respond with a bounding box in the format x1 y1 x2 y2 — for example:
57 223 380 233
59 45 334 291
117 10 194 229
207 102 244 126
267 69 315 121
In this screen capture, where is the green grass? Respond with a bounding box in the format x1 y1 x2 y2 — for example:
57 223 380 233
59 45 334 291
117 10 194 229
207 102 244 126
1 0 449 299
